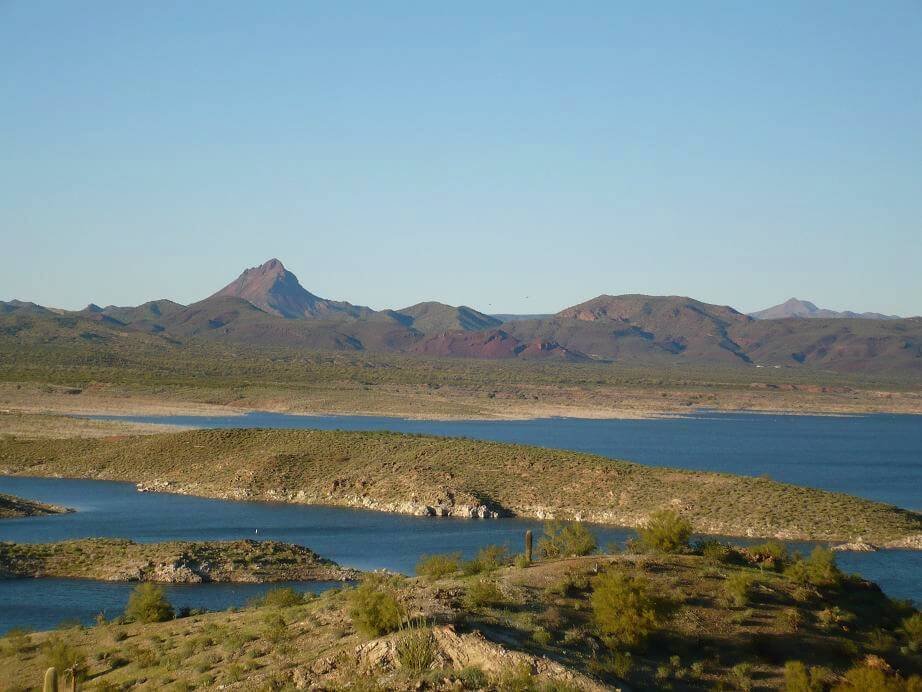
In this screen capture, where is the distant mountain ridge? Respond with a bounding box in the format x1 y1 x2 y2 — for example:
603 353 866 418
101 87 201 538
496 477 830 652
751 298 902 321
2 259 920 373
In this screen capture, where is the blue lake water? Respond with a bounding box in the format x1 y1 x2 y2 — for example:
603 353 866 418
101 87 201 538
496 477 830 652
1 411 920 633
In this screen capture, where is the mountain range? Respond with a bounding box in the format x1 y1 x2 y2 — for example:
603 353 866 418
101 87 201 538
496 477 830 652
2 259 920 373
750 298 902 321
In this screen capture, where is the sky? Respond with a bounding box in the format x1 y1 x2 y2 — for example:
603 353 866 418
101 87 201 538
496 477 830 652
2 2 921 316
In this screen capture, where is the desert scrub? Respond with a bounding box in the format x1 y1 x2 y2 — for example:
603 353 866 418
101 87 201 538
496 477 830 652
248 586 309 608
395 622 434 673
745 540 789 570
538 521 597 559
462 544 509 575
638 509 692 553
415 552 461 580
723 571 757 607
124 583 174 623
590 569 658 649
463 578 505 609
729 662 753 691
785 547 841 588
902 612 922 652
347 575 403 637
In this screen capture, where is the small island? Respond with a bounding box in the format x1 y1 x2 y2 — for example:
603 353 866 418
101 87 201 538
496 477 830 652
0 538 359 583
0 492 72 519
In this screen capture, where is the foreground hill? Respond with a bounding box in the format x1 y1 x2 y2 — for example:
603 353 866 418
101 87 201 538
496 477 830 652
2 550 918 690
1 429 919 546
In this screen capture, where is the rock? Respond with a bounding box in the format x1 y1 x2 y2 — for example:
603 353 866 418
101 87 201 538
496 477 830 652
832 540 879 552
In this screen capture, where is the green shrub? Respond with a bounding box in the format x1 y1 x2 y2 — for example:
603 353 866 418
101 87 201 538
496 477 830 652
395 623 434 673
250 586 307 608
495 661 536 691
638 509 692 554
538 521 597 559
415 552 461 580
901 612 922 652
730 662 753 691
532 627 552 646
545 571 590 599
780 607 803 633
347 576 403 637
698 539 734 565
784 661 811 692
262 611 288 643
462 545 509 575
464 578 504 609
458 666 487 688
1 628 31 654
514 553 530 569
124 583 174 623
590 570 658 649
816 606 854 632
786 547 841 587
42 636 86 683
723 571 757 607
747 540 789 569
834 664 906 691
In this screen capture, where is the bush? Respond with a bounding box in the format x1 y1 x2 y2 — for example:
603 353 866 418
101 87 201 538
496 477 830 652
786 547 841 588
538 521 597 559
415 552 461 580
901 612 922 652
462 545 509 575
747 541 789 570
834 664 907 691
347 576 403 637
458 666 487 688
124 583 174 623
42 636 86 683
1 628 31 655
545 571 590 599
697 539 734 565
262 611 288 643
590 570 658 649
250 587 307 608
395 623 434 673
495 661 536 691
532 627 552 646
723 572 757 607
638 509 692 553
464 578 504 609
730 662 753 691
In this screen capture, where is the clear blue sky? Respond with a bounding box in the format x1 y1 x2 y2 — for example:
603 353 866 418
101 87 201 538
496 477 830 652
2 1 920 315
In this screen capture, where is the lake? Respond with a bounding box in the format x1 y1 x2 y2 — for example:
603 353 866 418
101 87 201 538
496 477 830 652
1 411 920 633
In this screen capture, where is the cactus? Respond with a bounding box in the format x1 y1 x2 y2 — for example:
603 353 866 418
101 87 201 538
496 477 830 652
525 529 533 563
43 667 58 692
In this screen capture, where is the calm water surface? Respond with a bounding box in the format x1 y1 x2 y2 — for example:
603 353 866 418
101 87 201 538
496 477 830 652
2 412 920 632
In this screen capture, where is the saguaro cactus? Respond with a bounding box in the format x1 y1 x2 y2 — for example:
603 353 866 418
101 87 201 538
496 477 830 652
525 529 533 563
43 668 58 692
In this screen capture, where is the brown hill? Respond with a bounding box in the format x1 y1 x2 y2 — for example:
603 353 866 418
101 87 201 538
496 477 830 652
410 328 591 361
496 295 753 364
211 258 375 320
395 301 502 334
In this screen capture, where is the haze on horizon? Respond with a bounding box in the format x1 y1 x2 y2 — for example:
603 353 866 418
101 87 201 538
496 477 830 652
2 2 921 316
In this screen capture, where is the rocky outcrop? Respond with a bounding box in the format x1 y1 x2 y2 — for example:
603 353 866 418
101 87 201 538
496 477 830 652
0 493 72 519
0 538 360 583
